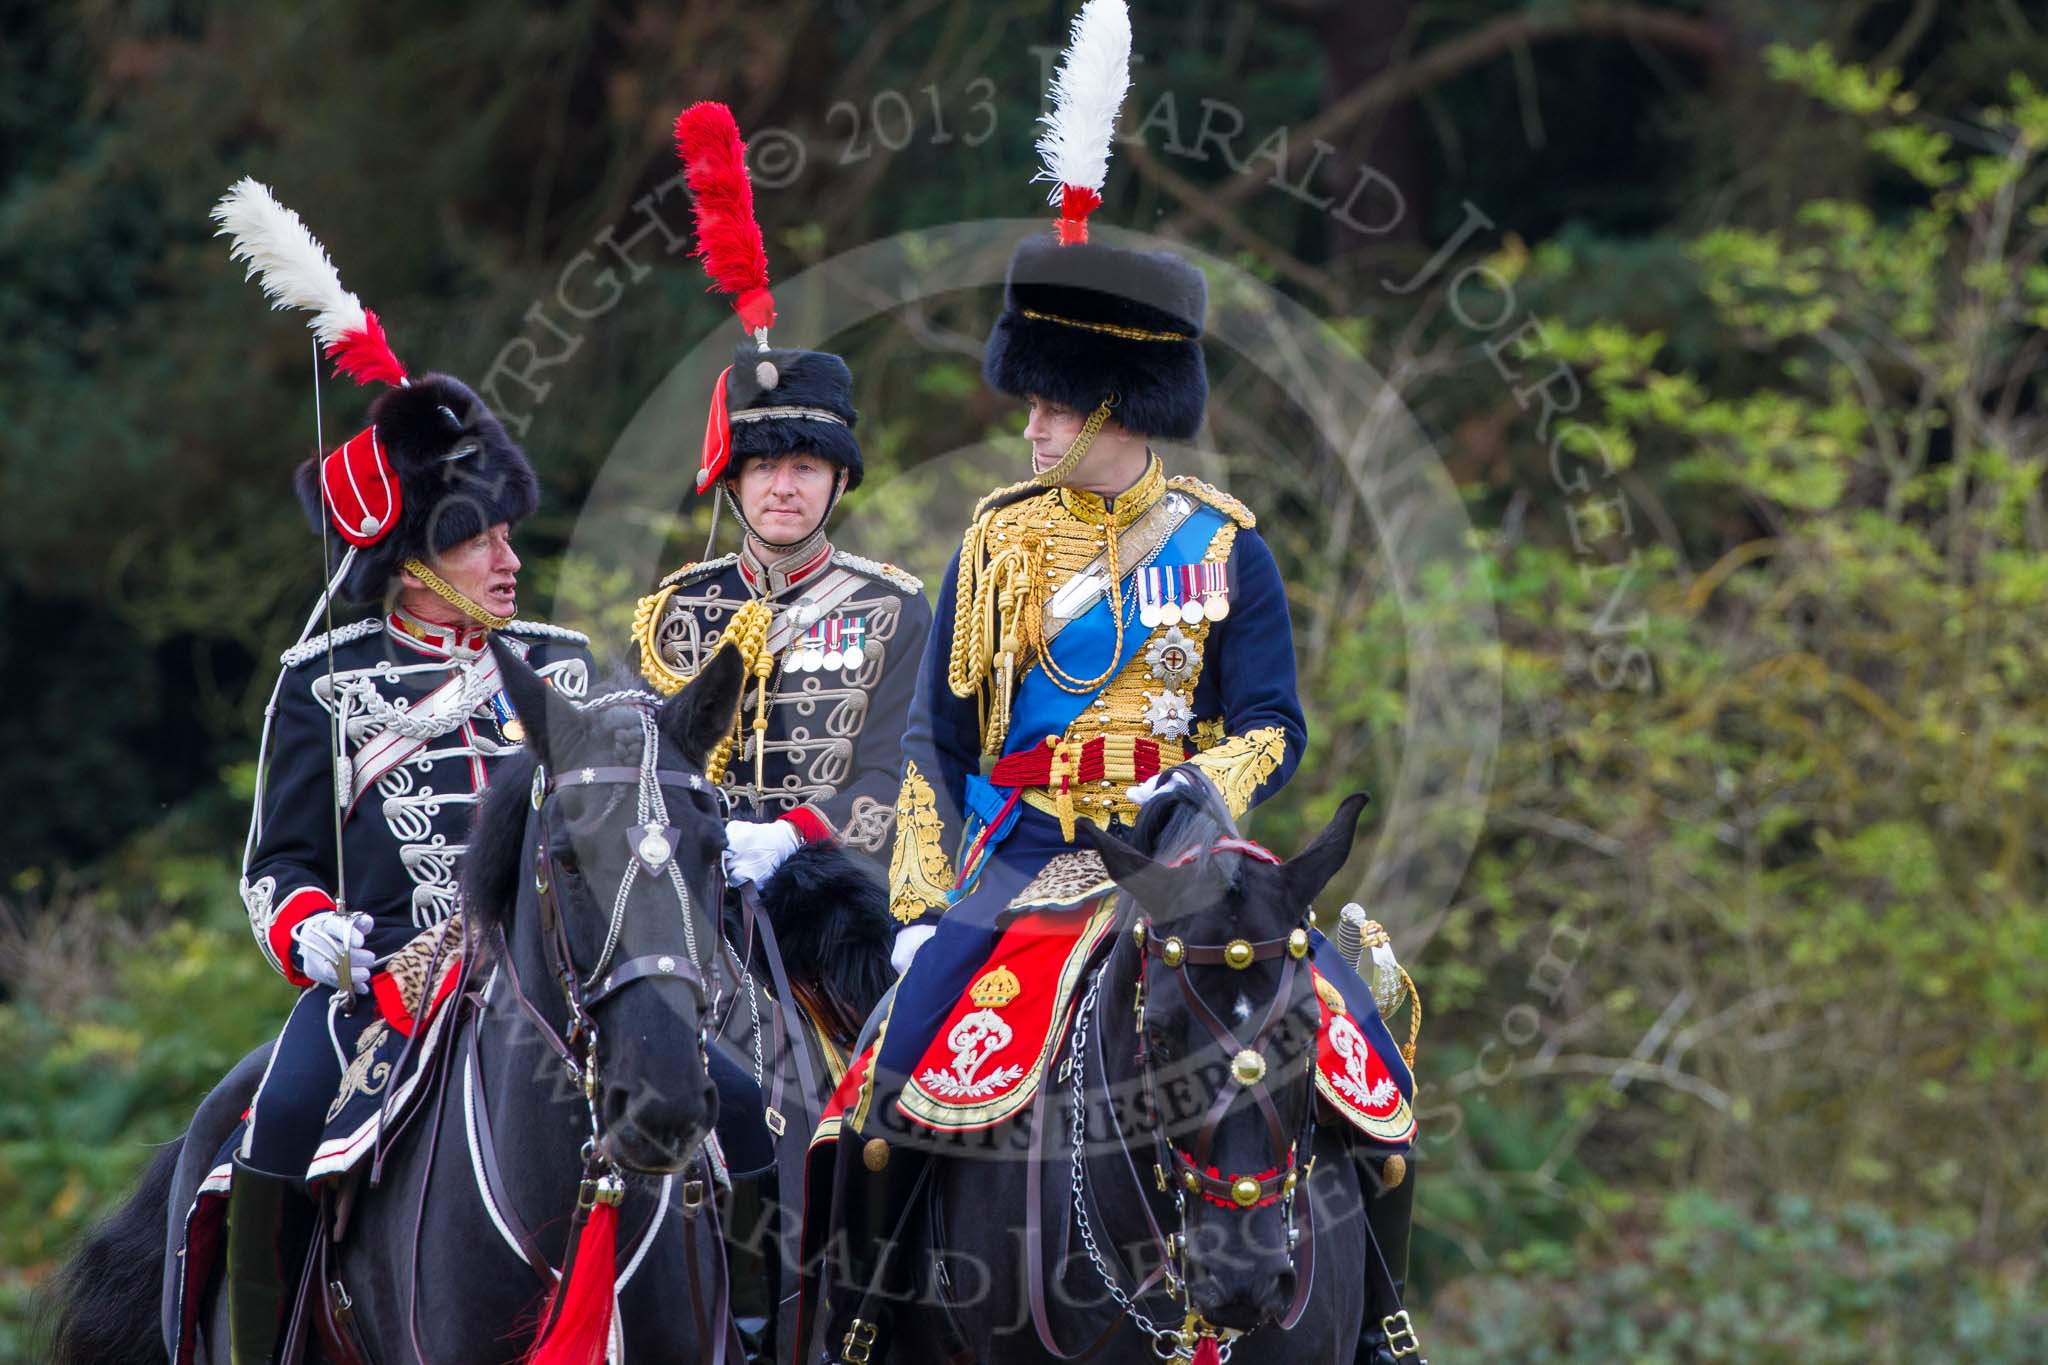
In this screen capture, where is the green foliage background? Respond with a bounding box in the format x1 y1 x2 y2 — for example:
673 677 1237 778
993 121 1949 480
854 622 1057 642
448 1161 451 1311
5 1 2045 1358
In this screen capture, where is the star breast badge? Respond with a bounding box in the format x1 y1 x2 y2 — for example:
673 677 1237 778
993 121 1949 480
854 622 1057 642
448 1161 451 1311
1144 626 1202 689
1144 689 1195 741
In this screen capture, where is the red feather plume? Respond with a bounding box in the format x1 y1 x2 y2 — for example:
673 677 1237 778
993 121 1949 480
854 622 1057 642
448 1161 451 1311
674 101 775 335
327 309 408 387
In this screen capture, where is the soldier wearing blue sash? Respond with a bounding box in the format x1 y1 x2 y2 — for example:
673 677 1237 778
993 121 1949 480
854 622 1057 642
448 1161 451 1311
807 6 1428 1356
809 33 1314 1358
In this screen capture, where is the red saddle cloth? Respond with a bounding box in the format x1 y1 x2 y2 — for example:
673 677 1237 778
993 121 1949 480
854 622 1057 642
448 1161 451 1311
814 903 1416 1148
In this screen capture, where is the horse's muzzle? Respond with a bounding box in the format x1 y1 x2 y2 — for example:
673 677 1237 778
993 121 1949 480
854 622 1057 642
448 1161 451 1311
1186 1259 1298 1333
599 1078 716 1174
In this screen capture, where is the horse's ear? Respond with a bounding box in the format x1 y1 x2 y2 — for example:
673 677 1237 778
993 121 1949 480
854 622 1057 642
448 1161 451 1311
1282 792 1371 911
659 641 746 768
1075 819 1176 907
491 636 577 762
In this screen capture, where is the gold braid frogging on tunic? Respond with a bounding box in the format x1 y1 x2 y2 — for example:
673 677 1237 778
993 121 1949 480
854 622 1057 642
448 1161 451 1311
945 457 1168 755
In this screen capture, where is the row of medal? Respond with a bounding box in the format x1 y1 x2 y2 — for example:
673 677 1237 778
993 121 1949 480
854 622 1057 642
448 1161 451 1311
785 614 868 672
1137 562 1232 627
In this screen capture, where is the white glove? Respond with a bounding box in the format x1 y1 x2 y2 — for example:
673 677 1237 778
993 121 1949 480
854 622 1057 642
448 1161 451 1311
722 818 804 886
293 911 374 994
1126 766 1195 807
891 924 936 977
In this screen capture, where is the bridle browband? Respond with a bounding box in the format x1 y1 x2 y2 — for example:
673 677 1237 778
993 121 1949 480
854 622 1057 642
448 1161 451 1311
1136 837 1315 1218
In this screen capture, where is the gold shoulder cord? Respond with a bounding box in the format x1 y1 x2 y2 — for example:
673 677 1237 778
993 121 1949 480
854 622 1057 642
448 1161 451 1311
633 585 690 694
634 592 773 786
945 398 1131 753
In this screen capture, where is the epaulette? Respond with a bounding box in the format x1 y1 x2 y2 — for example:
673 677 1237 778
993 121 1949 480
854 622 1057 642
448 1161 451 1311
657 553 739 589
831 550 924 595
1168 475 1257 529
502 620 590 646
279 617 382 668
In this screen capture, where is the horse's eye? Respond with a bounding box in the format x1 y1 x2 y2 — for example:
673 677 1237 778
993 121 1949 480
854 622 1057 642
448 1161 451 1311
555 848 581 879
1145 1022 1171 1056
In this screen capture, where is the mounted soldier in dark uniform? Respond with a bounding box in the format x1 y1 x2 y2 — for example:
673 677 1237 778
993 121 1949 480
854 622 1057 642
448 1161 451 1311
625 104 920 1364
211 180 605 1364
633 103 932 885
804 5 1424 1360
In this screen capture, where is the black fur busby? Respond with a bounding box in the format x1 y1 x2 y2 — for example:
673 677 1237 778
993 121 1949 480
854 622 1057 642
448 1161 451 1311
723 342 864 490
294 373 538 602
983 233 1209 440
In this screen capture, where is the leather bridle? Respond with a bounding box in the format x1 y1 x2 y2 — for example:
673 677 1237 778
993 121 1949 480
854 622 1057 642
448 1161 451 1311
1027 837 1320 1361
1132 838 1318 1334
391 694 743 1364
510 698 731 1175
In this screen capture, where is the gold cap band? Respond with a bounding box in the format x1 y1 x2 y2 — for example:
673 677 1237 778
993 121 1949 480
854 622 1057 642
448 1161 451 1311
1017 308 1192 343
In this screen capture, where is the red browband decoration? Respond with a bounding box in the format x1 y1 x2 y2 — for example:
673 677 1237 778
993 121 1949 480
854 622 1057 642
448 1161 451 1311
320 426 401 547
1166 836 1281 868
1178 1150 1294 1209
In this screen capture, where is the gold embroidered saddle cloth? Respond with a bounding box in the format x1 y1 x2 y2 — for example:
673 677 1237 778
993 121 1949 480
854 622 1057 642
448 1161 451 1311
814 856 1418 1146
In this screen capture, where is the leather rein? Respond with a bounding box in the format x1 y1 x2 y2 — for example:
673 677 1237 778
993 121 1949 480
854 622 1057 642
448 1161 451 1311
466 699 736 1356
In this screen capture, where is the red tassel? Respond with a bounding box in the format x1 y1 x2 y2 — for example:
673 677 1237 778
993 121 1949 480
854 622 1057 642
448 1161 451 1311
1191 1336 1223 1365
327 309 408 387
524 1200 619 1365
1056 184 1102 245
698 364 735 492
675 102 774 319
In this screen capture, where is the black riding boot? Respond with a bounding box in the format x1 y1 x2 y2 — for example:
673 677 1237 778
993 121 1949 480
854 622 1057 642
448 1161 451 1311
225 1157 315 1365
725 1163 782 1364
820 1138 928 1365
1354 1150 1424 1365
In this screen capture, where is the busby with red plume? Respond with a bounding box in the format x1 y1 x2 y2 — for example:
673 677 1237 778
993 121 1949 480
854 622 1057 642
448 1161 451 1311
981 0 1210 440
213 178 539 603
674 102 863 503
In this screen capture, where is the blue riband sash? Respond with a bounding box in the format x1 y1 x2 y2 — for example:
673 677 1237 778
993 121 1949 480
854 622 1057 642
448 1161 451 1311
951 501 1227 898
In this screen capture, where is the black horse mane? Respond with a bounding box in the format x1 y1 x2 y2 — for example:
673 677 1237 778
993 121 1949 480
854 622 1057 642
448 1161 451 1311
461 742 537 941
460 669 655 941
1127 768 1249 900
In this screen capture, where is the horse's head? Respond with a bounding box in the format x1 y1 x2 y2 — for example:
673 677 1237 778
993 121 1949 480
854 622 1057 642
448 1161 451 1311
466 638 747 1175
1079 779 1370 1334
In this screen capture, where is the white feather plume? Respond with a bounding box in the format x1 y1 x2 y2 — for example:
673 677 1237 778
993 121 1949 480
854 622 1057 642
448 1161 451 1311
1033 0 1132 202
210 176 369 348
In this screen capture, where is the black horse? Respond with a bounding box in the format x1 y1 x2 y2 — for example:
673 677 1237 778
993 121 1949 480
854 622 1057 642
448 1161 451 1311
876 774 1398 1364
46 643 752 1363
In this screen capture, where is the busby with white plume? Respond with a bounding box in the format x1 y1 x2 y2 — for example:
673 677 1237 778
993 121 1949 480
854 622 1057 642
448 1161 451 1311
213 178 538 603
674 102 862 512
983 0 1210 440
